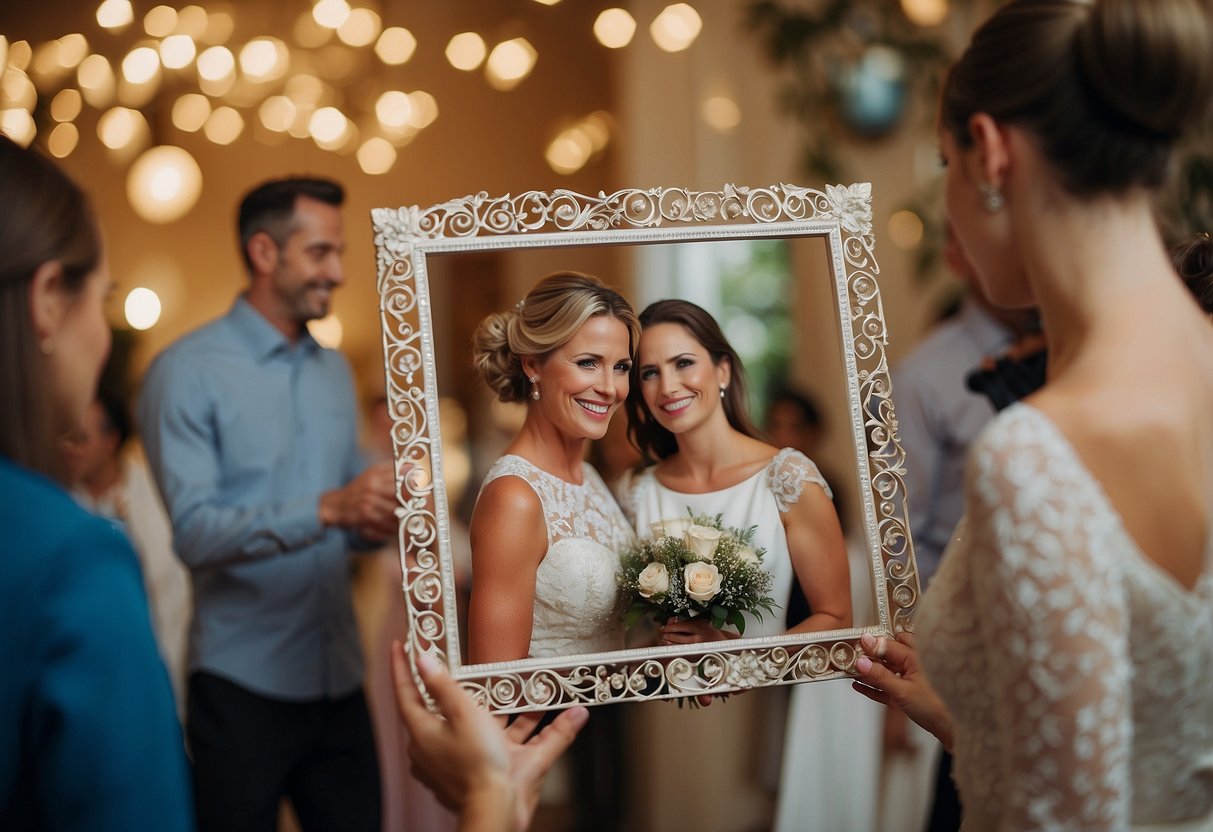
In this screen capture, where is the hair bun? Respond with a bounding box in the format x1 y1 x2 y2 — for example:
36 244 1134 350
471 311 527 403
1077 0 1213 138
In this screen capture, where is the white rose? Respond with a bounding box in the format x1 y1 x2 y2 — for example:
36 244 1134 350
737 545 759 565
637 562 669 598
663 517 693 541
686 524 723 560
684 562 723 603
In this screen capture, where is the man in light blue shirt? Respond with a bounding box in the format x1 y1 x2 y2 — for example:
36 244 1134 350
139 178 396 832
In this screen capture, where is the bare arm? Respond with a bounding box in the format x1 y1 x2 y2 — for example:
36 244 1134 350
466 477 548 664
784 483 852 633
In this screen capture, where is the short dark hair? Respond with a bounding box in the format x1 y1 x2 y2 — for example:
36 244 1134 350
95 388 133 449
767 387 823 430
626 299 763 465
237 177 344 272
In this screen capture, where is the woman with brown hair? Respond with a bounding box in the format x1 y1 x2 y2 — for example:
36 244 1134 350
0 136 191 828
854 0 1213 828
619 298 852 642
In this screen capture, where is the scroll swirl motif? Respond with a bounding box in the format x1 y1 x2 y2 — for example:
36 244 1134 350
371 183 918 710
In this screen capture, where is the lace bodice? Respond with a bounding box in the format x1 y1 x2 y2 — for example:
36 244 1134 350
481 455 635 659
917 404 1213 831
618 449 831 638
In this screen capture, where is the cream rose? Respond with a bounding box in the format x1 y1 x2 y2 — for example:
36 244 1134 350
684 562 723 602
686 524 723 560
737 545 759 565
664 517 693 541
637 562 669 598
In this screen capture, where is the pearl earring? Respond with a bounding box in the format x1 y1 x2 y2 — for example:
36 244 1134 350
979 183 1004 213
719 385 726 399
530 376 540 401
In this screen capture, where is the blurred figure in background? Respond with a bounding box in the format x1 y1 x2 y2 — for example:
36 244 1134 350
63 388 191 718
140 177 395 832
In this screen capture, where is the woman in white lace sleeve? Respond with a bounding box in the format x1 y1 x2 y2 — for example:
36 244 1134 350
468 272 639 663
853 1 1213 829
618 299 852 642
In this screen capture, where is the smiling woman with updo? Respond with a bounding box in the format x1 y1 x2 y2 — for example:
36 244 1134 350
467 272 640 663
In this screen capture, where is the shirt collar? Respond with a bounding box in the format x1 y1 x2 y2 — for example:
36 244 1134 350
227 296 320 361
957 296 1016 355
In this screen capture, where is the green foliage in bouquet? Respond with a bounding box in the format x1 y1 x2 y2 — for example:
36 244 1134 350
618 511 778 636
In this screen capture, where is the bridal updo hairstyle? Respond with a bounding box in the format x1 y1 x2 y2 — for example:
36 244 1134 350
473 271 639 403
0 136 101 480
941 0 1213 197
1174 234 1213 314
626 299 764 465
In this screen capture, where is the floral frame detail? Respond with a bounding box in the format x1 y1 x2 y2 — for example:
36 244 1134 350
372 182 919 713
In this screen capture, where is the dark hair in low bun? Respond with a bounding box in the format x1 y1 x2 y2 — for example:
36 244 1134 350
942 0 1213 197
1173 233 1213 313
472 272 639 403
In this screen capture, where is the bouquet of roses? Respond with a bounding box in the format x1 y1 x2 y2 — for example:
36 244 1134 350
618 510 778 636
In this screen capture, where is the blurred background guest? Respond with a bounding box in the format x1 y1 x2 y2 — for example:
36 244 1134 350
62 387 191 718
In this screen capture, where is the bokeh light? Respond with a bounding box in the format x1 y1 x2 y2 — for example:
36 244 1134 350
485 38 537 91
445 32 486 71
96 0 134 32
172 93 211 132
650 4 703 52
375 27 416 65
126 146 203 224
594 9 637 49
701 95 741 133
47 122 79 157
357 137 396 174
124 287 163 330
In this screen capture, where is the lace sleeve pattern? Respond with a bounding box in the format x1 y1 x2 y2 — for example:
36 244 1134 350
767 448 833 514
963 410 1131 830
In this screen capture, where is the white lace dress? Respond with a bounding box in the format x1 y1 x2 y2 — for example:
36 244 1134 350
480 455 635 659
617 447 831 638
918 404 1213 831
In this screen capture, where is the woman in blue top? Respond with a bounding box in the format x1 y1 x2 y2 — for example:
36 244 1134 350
0 136 193 831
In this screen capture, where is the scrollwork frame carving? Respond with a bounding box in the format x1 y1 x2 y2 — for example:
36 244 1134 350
372 182 918 713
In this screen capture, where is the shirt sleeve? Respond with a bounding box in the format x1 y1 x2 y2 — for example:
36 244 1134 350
138 351 326 570
891 364 946 576
26 518 194 831
965 417 1132 831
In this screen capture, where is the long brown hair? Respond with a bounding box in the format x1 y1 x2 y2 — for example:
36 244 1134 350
0 136 101 479
626 299 764 465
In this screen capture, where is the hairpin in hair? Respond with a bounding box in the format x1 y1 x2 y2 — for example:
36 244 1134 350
515 298 525 312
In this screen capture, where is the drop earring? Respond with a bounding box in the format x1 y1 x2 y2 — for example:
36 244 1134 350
530 376 540 401
719 385 726 399
979 182 1004 213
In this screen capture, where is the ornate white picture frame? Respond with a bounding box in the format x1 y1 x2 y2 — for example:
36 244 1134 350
372 183 918 713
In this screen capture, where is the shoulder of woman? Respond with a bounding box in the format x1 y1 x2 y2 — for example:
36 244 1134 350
474 474 544 523
470 476 548 566
766 448 833 511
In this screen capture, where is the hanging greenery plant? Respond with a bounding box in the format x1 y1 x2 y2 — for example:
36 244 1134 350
748 0 1213 279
